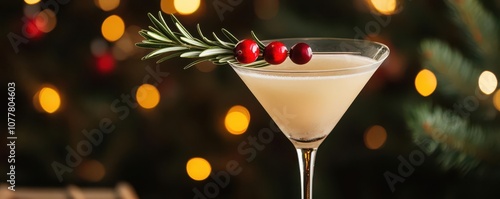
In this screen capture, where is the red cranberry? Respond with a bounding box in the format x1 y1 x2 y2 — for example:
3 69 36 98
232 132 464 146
234 39 260 64
263 41 288 65
289 43 312 64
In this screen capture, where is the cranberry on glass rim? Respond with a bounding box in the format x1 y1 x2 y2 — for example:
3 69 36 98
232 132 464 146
233 39 260 64
263 41 288 65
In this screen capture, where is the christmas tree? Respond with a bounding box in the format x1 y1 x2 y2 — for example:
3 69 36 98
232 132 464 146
408 0 500 175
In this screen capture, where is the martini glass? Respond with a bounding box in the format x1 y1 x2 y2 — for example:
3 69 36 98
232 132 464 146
229 38 389 199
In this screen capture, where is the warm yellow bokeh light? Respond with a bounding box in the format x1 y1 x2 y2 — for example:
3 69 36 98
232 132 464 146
39 87 61 113
225 105 250 135
161 0 177 14
24 0 41 5
415 69 437 97
186 157 211 181
493 89 500 112
478 70 498 95
370 0 397 15
136 84 160 109
101 15 125 42
174 0 200 15
96 0 120 11
364 125 387 150
36 9 57 33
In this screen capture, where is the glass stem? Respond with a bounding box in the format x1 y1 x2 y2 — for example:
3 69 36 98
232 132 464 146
296 148 318 199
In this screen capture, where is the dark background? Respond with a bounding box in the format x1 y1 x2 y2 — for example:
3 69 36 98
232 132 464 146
2 0 500 198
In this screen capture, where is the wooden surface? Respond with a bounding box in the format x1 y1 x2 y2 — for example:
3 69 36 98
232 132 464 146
0 182 138 199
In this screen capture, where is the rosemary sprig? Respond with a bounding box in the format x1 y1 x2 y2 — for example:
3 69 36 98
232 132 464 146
136 11 268 69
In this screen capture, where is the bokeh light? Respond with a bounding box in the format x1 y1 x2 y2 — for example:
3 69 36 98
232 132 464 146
96 52 116 74
161 0 177 14
77 159 106 182
478 70 498 95
369 0 398 15
24 3 41 16
493 89 500 112
364 125 387 150
174 0 200 15
24 0 41 5
415 69 437 97
136 84 161 109
186 157 211 181
254 0 279 20
112 32 135 60
96 0 120 11
25 18 43 39
90 38 109 56
101 15 125 42
224 105 250 135
38 87 61 113
35 9 57 33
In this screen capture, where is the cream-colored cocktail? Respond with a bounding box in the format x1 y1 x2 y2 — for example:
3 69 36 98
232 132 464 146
233 54 377 148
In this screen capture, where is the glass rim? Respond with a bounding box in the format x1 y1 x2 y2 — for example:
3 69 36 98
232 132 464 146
229 37 390 74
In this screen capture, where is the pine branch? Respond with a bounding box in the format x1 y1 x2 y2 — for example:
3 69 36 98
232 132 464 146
446 0 499 67
407 104 500 173
408 0 500 176
136 12 268 69
421 39 481 96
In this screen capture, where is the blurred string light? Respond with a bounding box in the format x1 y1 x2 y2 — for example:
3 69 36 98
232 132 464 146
25 18 44 38
174 0 200 15
478 70 498 95
24 3 41 16
96 52 116 74
224 105 250 135
77 159 106 182
493 89 500 112
254 0 279 20
161 0 177 14
363 125 387 150
101 15 125 42
112 32 135 61
415 69 437 97
368 0 400 15
186 157 211 181
95 0 120 11
136 84 160 109
35 9 57 33
36 86 61 113
24 0 41 5
90 38 109 56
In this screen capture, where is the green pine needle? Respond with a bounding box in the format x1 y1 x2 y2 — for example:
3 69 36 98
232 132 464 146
446 0 499 65
407 104 500 174
421 39 481 97
136 12 268 68
409 0 500 176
